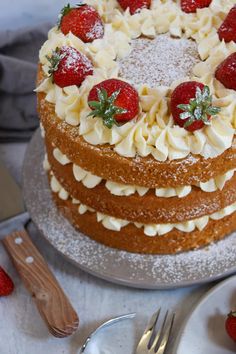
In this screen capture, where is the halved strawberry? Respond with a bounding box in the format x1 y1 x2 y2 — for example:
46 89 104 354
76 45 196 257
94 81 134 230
88 79 139 128
0 267 14 297
225 311 236 342
181 0 212 13
218 6 236 43
117 0 151 15
59 3 104 43
46 46 93 88
215 52 236 91
170 81 221 132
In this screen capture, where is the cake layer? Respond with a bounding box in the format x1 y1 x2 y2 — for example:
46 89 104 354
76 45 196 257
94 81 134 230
52 191 236 255
38 87 236 189
46 137 236 198
46 142 236 224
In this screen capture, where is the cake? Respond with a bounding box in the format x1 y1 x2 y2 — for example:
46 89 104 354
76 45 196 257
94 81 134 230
36 0 236 254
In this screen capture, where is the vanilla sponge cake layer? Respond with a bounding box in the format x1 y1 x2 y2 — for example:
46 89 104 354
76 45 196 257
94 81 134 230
51 189 236 255
46 138 236 225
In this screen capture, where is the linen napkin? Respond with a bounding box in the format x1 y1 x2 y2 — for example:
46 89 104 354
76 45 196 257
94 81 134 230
0 23 51 142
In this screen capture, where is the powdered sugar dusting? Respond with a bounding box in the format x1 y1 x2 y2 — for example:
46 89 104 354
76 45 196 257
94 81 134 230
119 34 200 88
86 19 104 40
22 130 236 289
62 46 93 74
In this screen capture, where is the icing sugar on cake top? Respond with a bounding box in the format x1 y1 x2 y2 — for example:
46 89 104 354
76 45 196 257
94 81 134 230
119 33 200 88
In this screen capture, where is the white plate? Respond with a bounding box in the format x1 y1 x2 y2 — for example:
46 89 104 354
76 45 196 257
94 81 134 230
174 275 236 354
22 130 236 289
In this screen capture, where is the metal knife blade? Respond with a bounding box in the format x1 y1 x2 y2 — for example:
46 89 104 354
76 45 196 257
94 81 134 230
0 160 25 222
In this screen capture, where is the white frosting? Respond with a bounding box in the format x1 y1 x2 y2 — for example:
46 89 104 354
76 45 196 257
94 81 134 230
49 172 236 236
51 147 236 198
50 174 69 200
37 1 236 162
77 199 236 236
73 164 102 188
53 148 71 165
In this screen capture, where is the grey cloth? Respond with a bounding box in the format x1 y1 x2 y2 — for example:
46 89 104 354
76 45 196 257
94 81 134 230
0 24 52 142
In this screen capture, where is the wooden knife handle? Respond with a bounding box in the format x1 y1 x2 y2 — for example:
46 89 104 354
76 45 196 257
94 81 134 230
2 229 79 338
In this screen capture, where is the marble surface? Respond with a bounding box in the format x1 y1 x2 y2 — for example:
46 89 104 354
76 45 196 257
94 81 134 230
0 141 230 354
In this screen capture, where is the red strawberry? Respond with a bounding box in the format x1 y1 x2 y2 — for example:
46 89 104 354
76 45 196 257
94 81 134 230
0 267 14 297
218 6 236 43
170 81 221 132
181 0 212 13
46 46 93 88
215 52 236 91
225 311 236 342
59 3 104 43
118 0 151 15
88 79 139 128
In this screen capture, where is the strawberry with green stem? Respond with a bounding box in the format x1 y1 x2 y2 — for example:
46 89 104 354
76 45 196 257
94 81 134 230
170 81 221 132
88 79 139 128
46 46 93 88
58 3 104 43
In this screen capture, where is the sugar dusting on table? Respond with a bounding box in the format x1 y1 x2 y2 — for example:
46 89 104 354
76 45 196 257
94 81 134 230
119 34 200 88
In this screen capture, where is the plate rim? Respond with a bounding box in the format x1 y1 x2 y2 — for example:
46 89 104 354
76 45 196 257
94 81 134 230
22 129 236 290
173 274 236 353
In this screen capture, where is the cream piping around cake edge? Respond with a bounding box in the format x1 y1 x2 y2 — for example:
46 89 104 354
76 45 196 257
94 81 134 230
46 167 236 237
36 0 236 164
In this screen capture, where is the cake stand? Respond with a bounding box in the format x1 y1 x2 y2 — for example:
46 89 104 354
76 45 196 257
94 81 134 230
22 130 236 289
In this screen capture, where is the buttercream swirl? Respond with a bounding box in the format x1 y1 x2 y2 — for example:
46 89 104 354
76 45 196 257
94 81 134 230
37 0 236 162
50 172 236 236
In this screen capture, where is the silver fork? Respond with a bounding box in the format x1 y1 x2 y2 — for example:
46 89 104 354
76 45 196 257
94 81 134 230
135 309 175 354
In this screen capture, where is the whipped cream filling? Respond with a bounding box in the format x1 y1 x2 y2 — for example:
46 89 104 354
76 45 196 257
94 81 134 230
51 147 236 198
37 0 236 163
49 172 236 237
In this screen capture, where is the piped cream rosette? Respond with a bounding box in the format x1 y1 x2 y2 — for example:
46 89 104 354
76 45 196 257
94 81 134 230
37 0 236 163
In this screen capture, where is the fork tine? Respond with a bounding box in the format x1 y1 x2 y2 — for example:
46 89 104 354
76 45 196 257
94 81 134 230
136 309 161 353
155 313 175 354
150 310 169 352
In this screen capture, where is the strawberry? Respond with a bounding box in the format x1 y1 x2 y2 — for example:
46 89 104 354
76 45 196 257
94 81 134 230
215 53 236 91
225 311 236 342
46 46 93 88
218 6 236 43
0 267 14 297
181 0 212 13
117 0 151 15
88 79 139 128
59 3 104 43
170 81 221 132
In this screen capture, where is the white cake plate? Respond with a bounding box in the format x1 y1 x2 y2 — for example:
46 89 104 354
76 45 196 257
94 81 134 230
22 130 236 289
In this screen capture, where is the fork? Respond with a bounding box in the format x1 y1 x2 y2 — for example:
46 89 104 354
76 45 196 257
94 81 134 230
135 309 175 354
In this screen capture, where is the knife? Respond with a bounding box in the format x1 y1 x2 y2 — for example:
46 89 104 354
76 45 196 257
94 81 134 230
0 160 79 338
